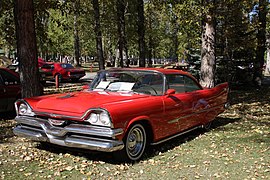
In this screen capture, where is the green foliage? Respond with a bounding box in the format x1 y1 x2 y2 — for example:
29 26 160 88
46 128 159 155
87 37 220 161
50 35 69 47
0 0 268 69
46 9 73 56
216 0 256 62
0 0 16 54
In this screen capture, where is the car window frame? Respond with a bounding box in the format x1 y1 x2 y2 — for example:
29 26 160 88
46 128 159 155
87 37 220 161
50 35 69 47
90 69 166 96
165 73 202 94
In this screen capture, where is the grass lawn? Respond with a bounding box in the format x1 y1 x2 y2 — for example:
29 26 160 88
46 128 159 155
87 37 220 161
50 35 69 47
0 85 269 179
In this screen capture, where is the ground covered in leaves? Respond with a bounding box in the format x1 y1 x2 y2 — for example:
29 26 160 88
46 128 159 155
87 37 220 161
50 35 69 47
0 84 269 179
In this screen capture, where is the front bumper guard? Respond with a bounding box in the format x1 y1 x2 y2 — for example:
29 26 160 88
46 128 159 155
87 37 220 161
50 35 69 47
13 116 124 152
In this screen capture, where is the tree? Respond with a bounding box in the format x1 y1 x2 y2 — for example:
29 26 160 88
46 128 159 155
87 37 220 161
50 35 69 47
213 0 256 83
73 0 81 67
92 0 105 70
116 0 126 68
200 0 216 88
266 34 270 75
254 0 268 86
14 0 43 98
137 0 146 67
0 0 16 58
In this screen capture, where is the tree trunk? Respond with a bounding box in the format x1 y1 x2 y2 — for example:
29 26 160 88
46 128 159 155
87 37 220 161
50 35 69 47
116 0 125 68
147 4 153 67
266 34 270 75
92 0 105 70
73 0 81 67
137 0 146 67
254 0 267 86
14 0 43 98
200 0 216 88
171 7 179 62
148 35 153 67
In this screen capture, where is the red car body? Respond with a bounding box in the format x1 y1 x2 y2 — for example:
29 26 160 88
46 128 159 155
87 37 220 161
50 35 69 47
40 63 85 82
38 58 46 67
0 68 21 112
13 68 229 161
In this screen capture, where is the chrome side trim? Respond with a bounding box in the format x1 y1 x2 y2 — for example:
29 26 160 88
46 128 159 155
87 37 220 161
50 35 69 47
150 126 201 146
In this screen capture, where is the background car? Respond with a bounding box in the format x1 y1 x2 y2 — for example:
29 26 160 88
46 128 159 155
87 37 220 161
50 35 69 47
6 64 53 85
40 63 85 82
0 68 21 112
13 68 229 161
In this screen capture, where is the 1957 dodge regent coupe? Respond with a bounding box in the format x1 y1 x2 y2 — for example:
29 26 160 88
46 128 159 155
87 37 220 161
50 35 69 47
13 68 229 161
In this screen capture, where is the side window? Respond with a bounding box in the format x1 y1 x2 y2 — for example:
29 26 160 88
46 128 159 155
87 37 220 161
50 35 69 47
166 74 201 93
135 73 164 95
166 74 185 93
184 76 201 92
145 73 164 94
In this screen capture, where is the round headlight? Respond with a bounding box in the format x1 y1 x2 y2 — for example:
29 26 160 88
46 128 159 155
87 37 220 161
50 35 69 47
19 103 28 115
89 113 98 123
99 112 110 125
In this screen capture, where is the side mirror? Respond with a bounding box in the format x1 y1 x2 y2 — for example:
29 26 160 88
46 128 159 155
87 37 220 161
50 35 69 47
165 89 176 96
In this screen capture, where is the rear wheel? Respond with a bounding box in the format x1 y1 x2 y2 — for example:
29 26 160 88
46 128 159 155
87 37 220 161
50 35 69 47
113 124 147 162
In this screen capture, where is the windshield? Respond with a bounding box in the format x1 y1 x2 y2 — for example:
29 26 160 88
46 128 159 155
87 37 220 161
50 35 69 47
89 69 164 95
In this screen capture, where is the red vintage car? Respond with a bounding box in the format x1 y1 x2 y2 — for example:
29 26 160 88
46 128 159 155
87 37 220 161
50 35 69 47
40 63 85 82
0 68 21 112
13 68 229 161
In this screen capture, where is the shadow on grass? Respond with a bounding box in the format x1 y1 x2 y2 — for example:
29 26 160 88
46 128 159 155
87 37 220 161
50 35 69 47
229 84 270 106
144 116 241 160
36 142 117 164
34 116 241 164
0 111 16 120
0 111 16 143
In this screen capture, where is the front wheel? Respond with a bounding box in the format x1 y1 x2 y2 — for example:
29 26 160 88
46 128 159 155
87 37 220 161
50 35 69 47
113 124 147 162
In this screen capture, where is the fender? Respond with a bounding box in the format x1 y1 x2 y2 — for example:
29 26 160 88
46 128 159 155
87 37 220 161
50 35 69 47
124 115 152 134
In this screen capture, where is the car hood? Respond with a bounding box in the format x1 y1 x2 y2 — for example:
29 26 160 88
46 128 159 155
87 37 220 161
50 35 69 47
30 90 147 115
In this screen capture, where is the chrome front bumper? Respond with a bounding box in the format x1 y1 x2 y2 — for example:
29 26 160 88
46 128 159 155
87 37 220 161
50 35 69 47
13 116 124 152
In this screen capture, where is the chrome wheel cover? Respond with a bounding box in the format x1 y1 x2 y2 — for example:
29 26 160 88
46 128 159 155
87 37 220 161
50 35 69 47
126 124 146 160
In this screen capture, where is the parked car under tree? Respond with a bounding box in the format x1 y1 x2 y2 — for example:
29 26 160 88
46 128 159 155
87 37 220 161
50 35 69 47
13 68 229 161
6 64 53 84
0 68 21 112
40 63 85 82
